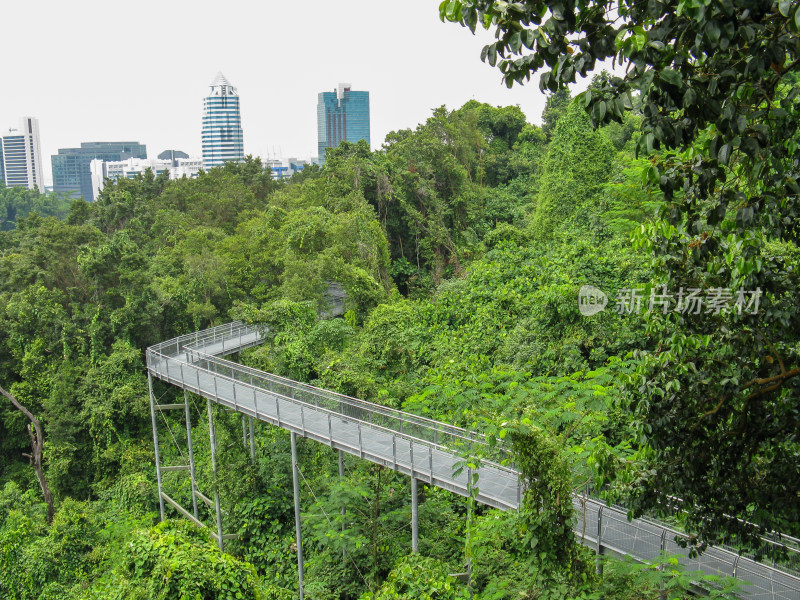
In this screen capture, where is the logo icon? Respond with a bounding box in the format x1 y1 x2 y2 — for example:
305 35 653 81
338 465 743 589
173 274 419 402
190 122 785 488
578 285 607 316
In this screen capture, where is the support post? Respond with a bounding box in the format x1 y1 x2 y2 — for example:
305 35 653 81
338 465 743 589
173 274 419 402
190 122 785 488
291 432 305 599
242 415 247 448
184 391 199 519
466 467 473 599
732 553 741 580
249 417 256 464
595 506 604 575
659 529 667 600
207 398 224 551
411 476 419 554
338 450 346 561
148 372 165 521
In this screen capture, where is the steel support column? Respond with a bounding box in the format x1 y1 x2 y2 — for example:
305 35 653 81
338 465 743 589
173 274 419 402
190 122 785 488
659 529 667 600
184 391 199 519
467 468 473 599
339 450 346 561
148 372 165 521
207 398 224 551
291 432 305 599
411 476 419 554
249 417 256 464
596 506 604 575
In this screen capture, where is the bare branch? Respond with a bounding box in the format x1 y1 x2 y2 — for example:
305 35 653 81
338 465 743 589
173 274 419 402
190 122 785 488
0 384 55 524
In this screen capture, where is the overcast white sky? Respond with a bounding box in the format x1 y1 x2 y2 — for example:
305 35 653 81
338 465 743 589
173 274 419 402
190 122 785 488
1 0 597 186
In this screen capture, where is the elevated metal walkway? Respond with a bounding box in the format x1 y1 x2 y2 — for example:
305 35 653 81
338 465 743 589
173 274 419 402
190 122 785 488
147 322 800 600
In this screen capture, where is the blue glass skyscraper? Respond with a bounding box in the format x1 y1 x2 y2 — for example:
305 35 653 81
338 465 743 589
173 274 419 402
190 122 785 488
202 72 244 170
317 83 370 165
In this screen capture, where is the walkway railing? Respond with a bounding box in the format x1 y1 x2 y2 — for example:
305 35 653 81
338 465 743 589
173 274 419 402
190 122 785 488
146 322 800 600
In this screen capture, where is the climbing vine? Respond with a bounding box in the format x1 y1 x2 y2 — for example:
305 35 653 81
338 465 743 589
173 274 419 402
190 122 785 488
508 422 589 585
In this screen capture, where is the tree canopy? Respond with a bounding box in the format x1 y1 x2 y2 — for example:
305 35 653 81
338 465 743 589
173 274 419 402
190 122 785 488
441 0 800 545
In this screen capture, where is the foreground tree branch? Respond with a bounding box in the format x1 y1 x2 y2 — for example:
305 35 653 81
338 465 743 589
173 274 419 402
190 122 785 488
0 384 54 524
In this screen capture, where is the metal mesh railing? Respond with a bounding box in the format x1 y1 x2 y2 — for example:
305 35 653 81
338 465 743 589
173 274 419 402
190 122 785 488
147 338 521 510
149 321 259 362
188 348 513 465
573 495 800 600
146 322 800 599
149 321 514 467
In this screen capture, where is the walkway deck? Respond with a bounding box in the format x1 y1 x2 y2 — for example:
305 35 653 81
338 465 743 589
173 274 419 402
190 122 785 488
147 322 800 600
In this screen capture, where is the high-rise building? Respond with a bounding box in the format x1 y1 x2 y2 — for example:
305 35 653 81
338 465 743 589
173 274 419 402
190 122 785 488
0 117 44 191
202 72 244 170
316 83 370 165
52 141 147 201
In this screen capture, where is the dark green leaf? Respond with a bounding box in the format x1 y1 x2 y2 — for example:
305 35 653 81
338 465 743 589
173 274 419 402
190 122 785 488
659 68 683 87
510 31 522 53
718 144 732 166
488 44 498 66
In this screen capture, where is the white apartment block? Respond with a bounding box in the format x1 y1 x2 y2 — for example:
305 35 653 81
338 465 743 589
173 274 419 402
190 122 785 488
90 156 202 198
0 117 44 191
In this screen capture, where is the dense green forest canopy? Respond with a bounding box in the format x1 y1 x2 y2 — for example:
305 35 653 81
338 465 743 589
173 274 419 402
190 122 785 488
0 39 797 598
442 0 800 546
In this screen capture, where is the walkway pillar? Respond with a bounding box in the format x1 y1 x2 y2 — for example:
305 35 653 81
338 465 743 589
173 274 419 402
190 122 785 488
184 391 199 519
339 450 346 561
466 468 474 599
411 477 419 553
249 417 256 464
291 432 305 599
148 372 165 521
207 398 224 551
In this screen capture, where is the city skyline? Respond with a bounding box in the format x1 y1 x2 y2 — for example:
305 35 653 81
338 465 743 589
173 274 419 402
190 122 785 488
1 0 607 188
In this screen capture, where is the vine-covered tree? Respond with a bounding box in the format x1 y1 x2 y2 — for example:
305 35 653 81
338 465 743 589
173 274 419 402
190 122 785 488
531 101 613 238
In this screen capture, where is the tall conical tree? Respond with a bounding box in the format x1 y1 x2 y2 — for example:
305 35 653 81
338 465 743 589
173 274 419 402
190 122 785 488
531 102 613 240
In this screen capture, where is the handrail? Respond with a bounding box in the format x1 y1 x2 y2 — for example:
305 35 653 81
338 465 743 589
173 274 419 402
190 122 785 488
191 349 493 443
149 322 255 355
146 322 800 596
579 493 800 566
153 323 508 455
151 345 518 477
184 345 515 467
655 493 800 555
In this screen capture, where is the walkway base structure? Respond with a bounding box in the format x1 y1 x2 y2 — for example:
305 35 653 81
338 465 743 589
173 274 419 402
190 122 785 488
148 372 165 522
184 391 199 519
147 322 800 600
411 477 419 554
207 398 225 551
291 432 304 600
148 366 239 550
339 450 346 561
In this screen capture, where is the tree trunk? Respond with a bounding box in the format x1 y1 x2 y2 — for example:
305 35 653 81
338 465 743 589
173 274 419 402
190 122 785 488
0 384 54 524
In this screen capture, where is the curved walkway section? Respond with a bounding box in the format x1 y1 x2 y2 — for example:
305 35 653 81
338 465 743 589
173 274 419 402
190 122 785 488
147 322 800 600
